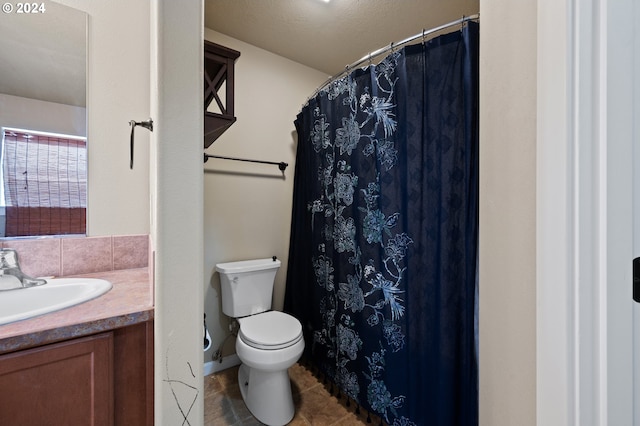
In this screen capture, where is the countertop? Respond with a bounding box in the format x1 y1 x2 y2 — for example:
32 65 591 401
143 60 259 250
0 268 153 355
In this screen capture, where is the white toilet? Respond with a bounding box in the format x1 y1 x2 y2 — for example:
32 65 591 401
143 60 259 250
215 257 304 426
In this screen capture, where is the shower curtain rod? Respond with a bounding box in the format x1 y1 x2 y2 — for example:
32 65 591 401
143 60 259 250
305 13 480 104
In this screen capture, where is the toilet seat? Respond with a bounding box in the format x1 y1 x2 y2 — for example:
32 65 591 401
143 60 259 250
238 311 303 350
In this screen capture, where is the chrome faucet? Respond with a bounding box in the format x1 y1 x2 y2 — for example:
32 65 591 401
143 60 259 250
0 249 47 291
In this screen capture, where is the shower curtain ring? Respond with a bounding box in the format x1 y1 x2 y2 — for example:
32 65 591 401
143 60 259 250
422 28 426 42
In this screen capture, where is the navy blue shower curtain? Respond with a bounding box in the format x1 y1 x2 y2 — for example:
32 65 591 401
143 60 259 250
285 22 479 426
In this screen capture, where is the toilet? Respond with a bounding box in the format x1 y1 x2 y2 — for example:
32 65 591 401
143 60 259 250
215 257 304 426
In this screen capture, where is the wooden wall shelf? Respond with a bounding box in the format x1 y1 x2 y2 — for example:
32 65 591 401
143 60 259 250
204 41 240 148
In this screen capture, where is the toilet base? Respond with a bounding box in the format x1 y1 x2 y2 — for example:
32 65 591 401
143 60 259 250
238 363 295 426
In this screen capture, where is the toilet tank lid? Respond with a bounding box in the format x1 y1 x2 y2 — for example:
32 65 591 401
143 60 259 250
215 258 281 274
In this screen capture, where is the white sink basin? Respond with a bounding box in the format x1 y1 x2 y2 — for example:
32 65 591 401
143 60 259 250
0 278 112 326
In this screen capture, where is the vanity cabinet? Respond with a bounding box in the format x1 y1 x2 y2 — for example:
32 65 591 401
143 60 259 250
0 332 112 425
0 320 153 426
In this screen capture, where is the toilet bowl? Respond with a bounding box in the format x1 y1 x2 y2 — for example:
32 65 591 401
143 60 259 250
215 258 305 426
236 310 304 371
236 311 304 425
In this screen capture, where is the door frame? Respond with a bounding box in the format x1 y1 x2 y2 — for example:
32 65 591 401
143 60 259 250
537 0 636 425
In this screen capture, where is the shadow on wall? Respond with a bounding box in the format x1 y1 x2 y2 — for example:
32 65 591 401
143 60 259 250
207 270 236 360
203 129 298 179
290 130 298 160
203 169 286 180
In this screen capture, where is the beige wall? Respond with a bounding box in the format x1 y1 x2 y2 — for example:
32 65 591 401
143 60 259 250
0 94 86 137
479 0 537 425
202 29 328 363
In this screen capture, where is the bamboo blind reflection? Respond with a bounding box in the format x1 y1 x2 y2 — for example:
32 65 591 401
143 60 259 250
2 129 86 236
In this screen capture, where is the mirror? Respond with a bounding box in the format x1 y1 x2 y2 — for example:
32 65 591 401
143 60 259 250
0 1 87 238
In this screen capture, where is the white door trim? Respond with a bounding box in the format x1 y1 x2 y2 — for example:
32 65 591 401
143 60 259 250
537 0 635 425
536 1 574 423
634 0 640 421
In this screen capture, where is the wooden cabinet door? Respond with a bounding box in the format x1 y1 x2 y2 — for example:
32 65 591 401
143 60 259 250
114 320 153 426
0 332 114 426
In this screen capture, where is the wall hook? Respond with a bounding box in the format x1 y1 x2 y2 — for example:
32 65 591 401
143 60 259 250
129 118 153 169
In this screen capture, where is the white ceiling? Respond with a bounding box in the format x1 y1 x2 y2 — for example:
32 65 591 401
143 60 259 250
0 1 478 108
0 1 86 107
204 0 479 76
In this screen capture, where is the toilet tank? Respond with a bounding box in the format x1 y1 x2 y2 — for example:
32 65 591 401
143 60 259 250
215 258 281 318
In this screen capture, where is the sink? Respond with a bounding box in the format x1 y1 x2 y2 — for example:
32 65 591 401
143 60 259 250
0 278 112 326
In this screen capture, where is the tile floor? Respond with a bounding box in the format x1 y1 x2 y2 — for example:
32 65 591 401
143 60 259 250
205 362 386 425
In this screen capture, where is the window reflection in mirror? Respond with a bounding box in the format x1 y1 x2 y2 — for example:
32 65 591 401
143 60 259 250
0 1 87 238
1 128 87 237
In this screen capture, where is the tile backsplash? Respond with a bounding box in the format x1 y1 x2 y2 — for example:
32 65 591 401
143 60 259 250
1 235 149 278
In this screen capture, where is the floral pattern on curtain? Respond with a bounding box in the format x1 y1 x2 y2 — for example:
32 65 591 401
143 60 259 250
285 22 479 425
